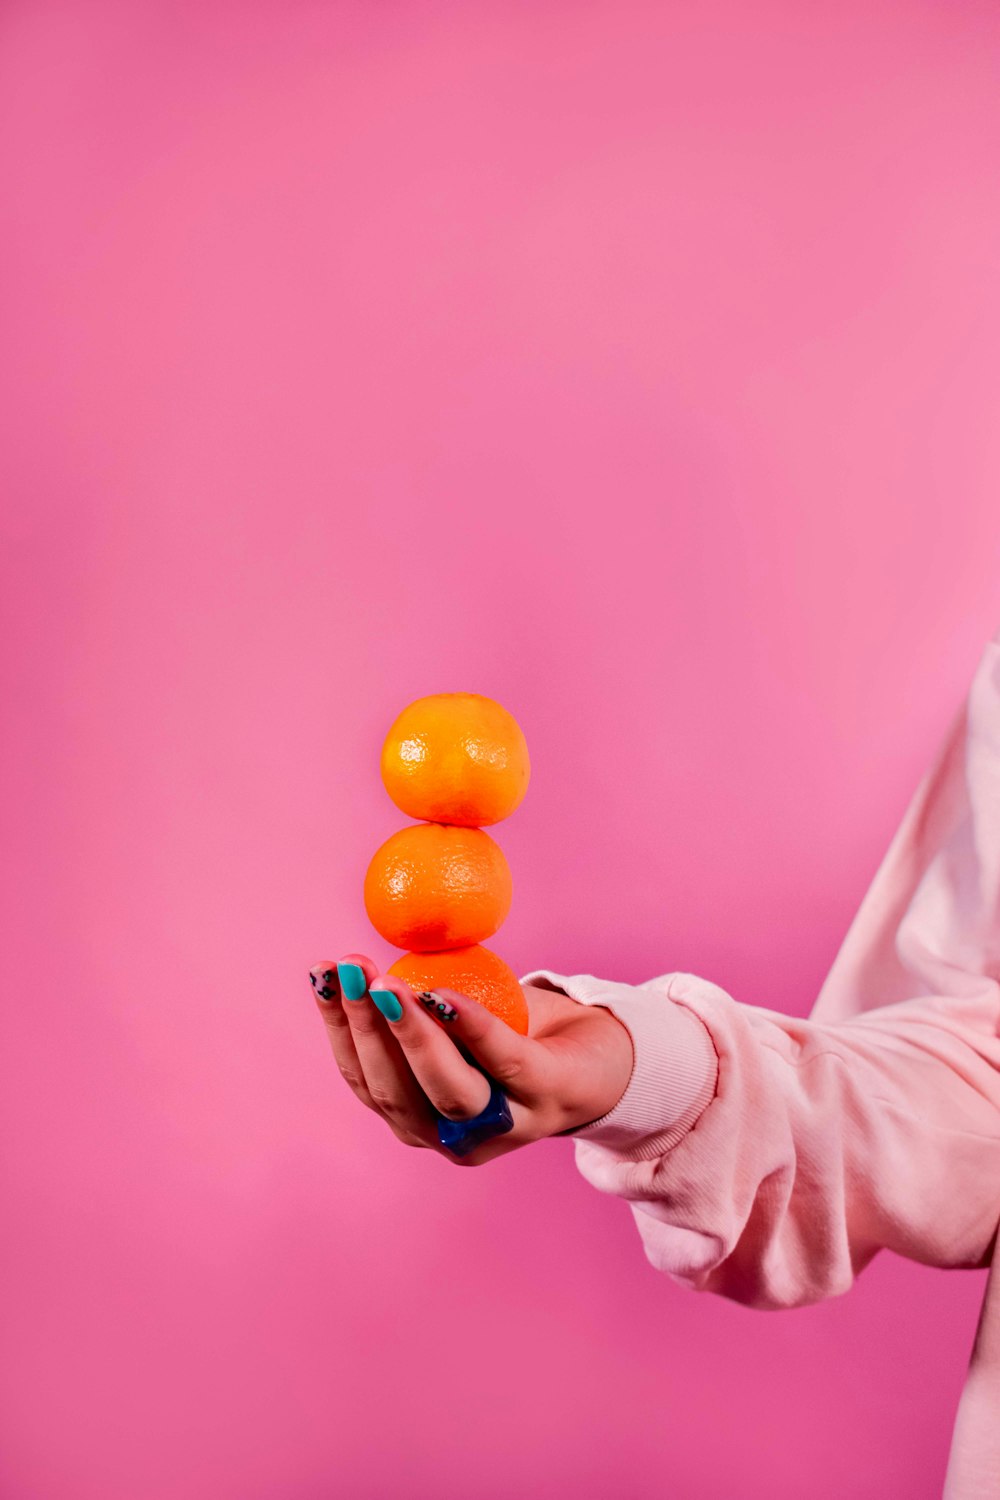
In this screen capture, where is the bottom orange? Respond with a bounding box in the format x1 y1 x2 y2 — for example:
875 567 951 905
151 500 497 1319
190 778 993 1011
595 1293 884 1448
388 945 529 1035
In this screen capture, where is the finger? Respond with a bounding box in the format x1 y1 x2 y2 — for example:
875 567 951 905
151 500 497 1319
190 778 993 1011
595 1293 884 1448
419 986 551 1102
336 955 439 1137
308 960 342 1006
368 977 493 1122
308 958 377 1113
334 951 380 1001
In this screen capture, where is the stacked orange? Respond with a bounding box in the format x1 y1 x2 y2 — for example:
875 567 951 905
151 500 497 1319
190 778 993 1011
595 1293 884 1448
364 693 531 1033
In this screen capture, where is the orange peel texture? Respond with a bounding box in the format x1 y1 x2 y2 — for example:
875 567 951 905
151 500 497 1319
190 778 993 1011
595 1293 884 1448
380 692 530 828
364 823 513 953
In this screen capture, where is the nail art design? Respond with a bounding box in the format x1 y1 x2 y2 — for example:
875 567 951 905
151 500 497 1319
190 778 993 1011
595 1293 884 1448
370 986 403 1023
419 991 458 1023
337 962 368 1001
310 968 337 1002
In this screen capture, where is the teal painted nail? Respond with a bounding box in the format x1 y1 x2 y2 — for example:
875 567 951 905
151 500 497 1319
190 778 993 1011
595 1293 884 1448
337 962 368 1001
370 987 403 1023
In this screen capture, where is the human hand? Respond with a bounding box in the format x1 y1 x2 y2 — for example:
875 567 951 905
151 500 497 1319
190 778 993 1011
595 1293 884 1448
308 953 634 1165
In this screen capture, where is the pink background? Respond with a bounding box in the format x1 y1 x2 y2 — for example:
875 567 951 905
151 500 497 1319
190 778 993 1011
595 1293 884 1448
3 3 1000 1496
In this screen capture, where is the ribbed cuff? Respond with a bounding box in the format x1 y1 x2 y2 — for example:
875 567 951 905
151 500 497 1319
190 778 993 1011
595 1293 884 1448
519 969 719 1161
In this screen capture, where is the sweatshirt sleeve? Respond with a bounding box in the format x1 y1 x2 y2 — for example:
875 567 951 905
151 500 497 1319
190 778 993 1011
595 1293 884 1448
519 632 1000 1311
521 967 1000 1310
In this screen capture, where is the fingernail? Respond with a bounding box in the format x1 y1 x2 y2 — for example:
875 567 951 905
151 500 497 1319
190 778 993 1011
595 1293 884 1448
310 967 338 1003
418 990 458 1023
369 984 403 1023
337 962 368 1001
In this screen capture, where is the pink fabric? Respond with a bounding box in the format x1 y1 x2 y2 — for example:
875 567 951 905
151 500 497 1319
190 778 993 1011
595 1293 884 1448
523 627 1000 1499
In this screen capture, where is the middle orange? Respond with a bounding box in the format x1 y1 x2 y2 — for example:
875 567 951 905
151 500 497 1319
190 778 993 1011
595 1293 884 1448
363 822 513 953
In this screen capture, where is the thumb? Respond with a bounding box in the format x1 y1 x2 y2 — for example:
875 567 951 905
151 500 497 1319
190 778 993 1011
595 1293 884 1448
419 987 549 1100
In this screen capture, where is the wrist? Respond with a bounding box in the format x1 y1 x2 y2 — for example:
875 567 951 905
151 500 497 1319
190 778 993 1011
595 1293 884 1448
548 1006 633 1136
586 1004 635 1125
522 967 719 1157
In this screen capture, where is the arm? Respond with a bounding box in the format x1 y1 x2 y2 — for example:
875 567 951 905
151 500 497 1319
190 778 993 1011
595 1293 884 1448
523 632 1000 1309
524 966 1000 1310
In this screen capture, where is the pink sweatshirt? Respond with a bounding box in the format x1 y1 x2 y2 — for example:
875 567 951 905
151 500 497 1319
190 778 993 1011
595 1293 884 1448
523 629 1000 1499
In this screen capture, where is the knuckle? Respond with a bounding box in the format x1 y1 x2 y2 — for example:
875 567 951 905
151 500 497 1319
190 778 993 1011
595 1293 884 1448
321 1006 351 1031
337 1064 365 1092
399 1027 429 1057
368 1086 402 1114
434 1095 477 1121
489 1055 524 1087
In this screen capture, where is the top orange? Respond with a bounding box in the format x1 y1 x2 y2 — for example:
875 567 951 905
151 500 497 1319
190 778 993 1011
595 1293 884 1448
380 692 530 827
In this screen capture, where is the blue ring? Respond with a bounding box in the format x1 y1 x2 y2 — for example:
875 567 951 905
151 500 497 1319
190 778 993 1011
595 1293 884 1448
436 1071 514 1158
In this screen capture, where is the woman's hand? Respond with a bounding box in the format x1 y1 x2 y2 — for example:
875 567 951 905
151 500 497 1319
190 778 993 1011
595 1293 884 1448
308 953 634 1165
